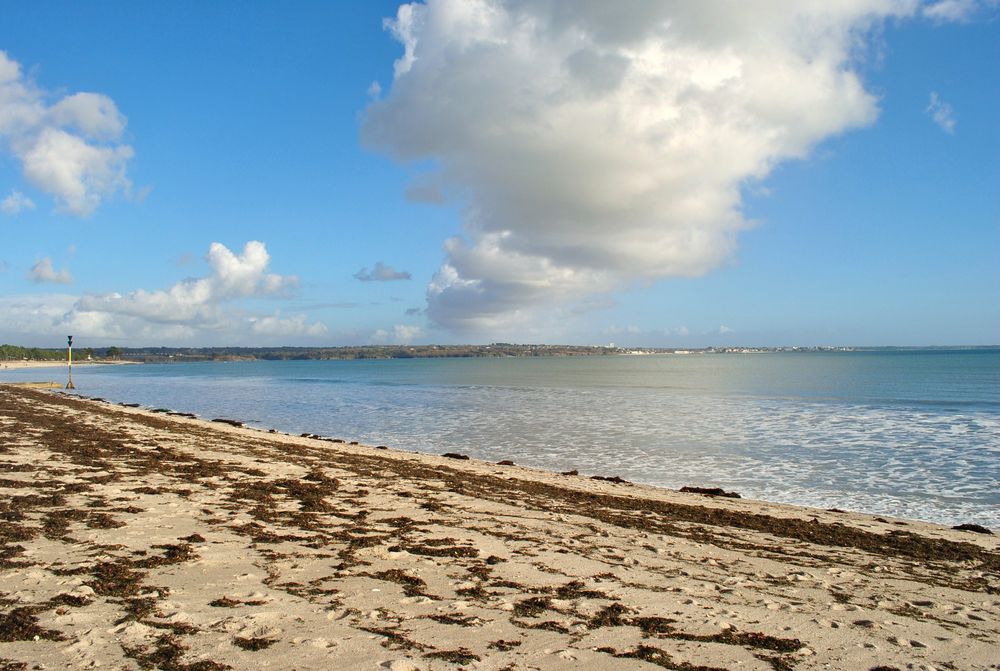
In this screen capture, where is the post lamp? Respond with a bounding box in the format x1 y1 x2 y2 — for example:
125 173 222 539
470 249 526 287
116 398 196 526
66 335 75 390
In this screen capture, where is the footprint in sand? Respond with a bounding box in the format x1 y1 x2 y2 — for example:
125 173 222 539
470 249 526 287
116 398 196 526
380 660 423 671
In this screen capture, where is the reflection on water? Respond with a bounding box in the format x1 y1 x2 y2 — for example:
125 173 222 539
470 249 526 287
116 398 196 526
3 350 998 526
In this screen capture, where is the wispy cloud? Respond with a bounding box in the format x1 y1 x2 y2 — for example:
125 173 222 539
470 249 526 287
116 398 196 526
297 301 361 310
372 323 423 344
27 257 72 284
926 91 956 134
922 0 979 22
354 261 412 282
1 190 35 215
605 324 691 340
365 1 923 335
248 314 327 338
0 51 134 216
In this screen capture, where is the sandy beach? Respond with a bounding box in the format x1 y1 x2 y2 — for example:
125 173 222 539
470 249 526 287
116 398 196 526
0 385 996 670
0 360 139 370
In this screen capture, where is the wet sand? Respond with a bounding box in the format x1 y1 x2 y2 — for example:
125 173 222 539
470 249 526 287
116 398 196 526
1 384 997 670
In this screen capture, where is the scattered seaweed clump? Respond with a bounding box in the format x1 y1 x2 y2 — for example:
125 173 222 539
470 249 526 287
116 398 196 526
371 569 428 597
591 475 630 484
424 648 481 665
952 523 992 535
0 607 66 642
679 486 741 499
512 596 552 618
232 636 276 651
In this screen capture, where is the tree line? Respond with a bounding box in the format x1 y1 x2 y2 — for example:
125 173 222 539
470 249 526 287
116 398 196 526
0 344 122 361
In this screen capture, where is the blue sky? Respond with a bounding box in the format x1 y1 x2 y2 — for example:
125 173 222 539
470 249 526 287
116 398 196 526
0 1 997 347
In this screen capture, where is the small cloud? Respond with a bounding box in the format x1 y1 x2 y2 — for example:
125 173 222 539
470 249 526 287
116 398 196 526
248 314 328 338
354 261 412 282
372 324 423 344
134 184 154 203
1 190 36 215
404 306 424 316
67 244 77 257
298 301 361 310
367 81 382 99
173 252 197 267
922 0 978 22
926 92 956 134
718 325 734 335
28 257 73 284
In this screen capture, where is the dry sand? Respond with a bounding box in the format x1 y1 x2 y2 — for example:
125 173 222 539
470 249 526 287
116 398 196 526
0 360 138 370
0 384 997 671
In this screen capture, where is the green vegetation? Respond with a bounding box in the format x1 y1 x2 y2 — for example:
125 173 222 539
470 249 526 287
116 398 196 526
0 344 65 361
1 344 122 361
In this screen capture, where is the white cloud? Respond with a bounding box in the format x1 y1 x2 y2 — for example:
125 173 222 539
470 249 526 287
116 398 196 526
1 190 35 215
249 314 328 338
0 242 332 345
926 91 956 133
0 293 79 339
0 51 134 216
0 293 201 344
76 241 298 324
372 324 424 344
604 324 691 339
922 0 979 21
354 261 412 282
27 257 72 284
719 325 735 334
364 1 926 334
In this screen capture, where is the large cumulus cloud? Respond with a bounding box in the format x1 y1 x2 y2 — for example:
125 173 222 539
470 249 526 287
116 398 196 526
364 0 926 333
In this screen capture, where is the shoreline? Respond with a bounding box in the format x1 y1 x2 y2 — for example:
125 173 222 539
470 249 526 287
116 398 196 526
0 360 140 370
1 384 997 670
53 391 1000 532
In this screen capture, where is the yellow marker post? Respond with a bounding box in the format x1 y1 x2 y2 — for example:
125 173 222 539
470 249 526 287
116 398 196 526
66 335 75 390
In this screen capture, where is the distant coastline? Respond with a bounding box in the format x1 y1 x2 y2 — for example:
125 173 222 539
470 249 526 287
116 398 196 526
2 343 998 364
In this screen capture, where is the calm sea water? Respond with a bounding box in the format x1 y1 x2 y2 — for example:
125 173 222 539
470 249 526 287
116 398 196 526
3 350 998 527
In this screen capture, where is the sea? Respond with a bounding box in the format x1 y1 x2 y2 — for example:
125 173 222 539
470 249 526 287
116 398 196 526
3 349 998 528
